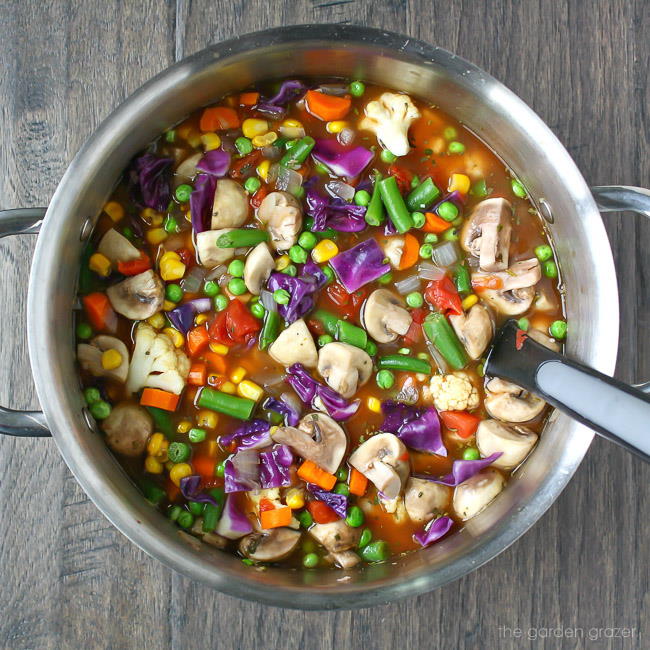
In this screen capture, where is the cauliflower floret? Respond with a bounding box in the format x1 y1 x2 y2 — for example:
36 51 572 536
126 323 190 395
430 373 479 412
359 92 421 157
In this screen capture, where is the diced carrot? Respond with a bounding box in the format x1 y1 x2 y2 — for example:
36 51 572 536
304 90 351 121
398 233 420 270
239 92 259 106
187 325 210 357
82 292 116 332
297 460 337 491
471 275 504 291
192 454 216 479
423 212 452 233
140 388 180 412
203 351 227 374
439 411 481 439
260 505 292 529
187 362 207 386
306 500 339 524
165 478 181 502
199 106 241 132
348 468 368 496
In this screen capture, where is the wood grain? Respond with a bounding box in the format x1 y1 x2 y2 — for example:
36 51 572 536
0 1 648 648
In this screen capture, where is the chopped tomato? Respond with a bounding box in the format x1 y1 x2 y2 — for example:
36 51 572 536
387 164 413 194
251 185 269 209
403 319 421 346
306 500 339 524
424 275 463 316
117 252 151 276
326 282 350 307
177 247 193 268
307 318 325 337
230 151 262 179
208 298 261 346
516 329 528 350
439 411 481 439
410 307 428 324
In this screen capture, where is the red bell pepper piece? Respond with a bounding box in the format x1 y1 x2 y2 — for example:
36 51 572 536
425 275 463 316
117 252 151 276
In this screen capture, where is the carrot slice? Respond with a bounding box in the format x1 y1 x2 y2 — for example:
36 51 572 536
348 468 368 496
423 212 452 234
82 292 116 332
304 90 351 121
239 92 259 106
203 350 227 374
187 362 207 387
187 325 210 357
192 454 217 479
260 505 292 529
199 107 241 132
140 388 180 412
398 233 420 270
297 460 337 491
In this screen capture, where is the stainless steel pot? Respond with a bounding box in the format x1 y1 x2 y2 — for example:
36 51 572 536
1 25 648 609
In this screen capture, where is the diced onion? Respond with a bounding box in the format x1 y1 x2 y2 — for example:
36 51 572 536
267 162 280 186
394 275 421 295
275 165 303 194
280 391 302 415
318 84 349 96
426 341 449 373
260 289 278 312
205 264 227 281
417 261 446 281
280 125 306 140
337 128 355 147
218 273 232 288
182 266 206 294
325 180 355 201
262 145 282 161
431 241 460 267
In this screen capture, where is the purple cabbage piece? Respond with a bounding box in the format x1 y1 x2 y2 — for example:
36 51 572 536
413 515 454 547
329 238 391 293
216 494 253 540
307 484 347 518
166 298 212 335
306 189 367 233
189 173 217 234
259 444 294 489
220 419 270 448
312 139 374 178
196 148 231 176
382 401 446 456
263 396 300 426
266 80 307 106
416 452 503 487
179 475 222 507
133 153 173 212
266 261 328 323
224 449 260 493
384 219 397 236
254 103 287 119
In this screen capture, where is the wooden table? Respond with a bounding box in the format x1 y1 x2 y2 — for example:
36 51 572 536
1 1 647 648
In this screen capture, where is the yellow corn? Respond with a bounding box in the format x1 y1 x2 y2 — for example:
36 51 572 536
169 462 193 486
160 258 186 281
184 210 192 223
366 397 382 414
89 253 112 277
282 119 303 130
285 488 305 510
147 312 165 329
269 425 279 436
162 300 176 312
256 159 271 182
220 381 237 395
195 313 209 326
252 132 278 148
230 366 247 384
462 294 479 310
275 254 290 271
147 432 166 456
237 380 263 401
146 227 168 245
326 120 348 134
163 327 184 348
207 440 219 457
197 409 218 429
103 201 124 222
144 455 164 474
209 342 229 355
160 250 180 263
141 207 164 226
187 131 202 149
448 173 471 195
101 349 123 370
177 420 192 434
242 118 269 138
311 239 339 263
201 132 222 151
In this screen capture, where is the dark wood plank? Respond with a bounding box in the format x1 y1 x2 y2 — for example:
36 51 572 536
0 1 647 649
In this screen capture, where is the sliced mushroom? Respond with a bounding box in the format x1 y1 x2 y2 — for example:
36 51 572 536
238 528 301 562
449 303 493 360
460 198 512 271
195 229 235 268
533 287 559 313
479 286 535 316
317 342 372 399
268 319 318 368
106 270 164 320
348 433 409 500
484 377 546 422
102 402 153 457
472 258 541 293
476 419 538 470
453 467 505 520
326 550 360 569
361 289 413 344
272 412 347 474
308 520 361 553
97 228 141 264
211 179 249 229
243 242 274 295
174 152 203 185
190 518 228 549
404 477 452 523
77 335 130 382
257 191 303 251
527 328 561 352
381 236 405 268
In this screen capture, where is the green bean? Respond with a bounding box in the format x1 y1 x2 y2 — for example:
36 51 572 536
138 478 166 505
335 320 368 349
406 177 441 211
279 136 315 168
378 176 413 234
422 312 468 370
259 309 281 350
377 354 432 374
197 387 256 420
217 229 269 248
453 264 471 293
202 488 226 532
365 173 386 226
313 309 339 337
145 406 174 438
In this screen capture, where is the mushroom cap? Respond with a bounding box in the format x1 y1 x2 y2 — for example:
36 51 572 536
77 335 130 383
348 432 409 500
174 152 202 185
452 467 505 521
211 179 249 229
381 236 405 268
102 402 153 457
449 303 494 360
361 289 413 344
97 228 141 264
326 550 361 568
256 191 303 251
308 520 361 553
238 528 301 562
460 198 512 272
476 419 538 469
478 285 535 316
527 328 561 352
272 412 347 474
484 378 546 422
106 269 164 320
195 229 235 268
317 342 373 399
404 477 452 522
268 319 318 368
243 242 274 295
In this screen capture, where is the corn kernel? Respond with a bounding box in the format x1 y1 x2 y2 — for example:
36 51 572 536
311 239 339 263
201 132 222 151
461 294 479 310
448 173 471 194
326 120 348 134
163 300 176 311
367 397 382 413
220 381 237 395
160 259 186 282
103 201 124 222
146 227 168 245
101 348 123 370
160 250 181 264
147 432 166 456
147 312 165 329
237 380 264 401
187 131 202 149
209 342 229 355
197 409 218 429
269 425 279 435
252 132 278 148
145 455 164 474
282 119 303 129
256 159 271 182
163 327 184 348
230 366 247 384
177 420 192 434
195 313 209 326
242 118 269 138
207 440 219 457
275 254 290 271
185 210 192 223
89 252 112 277
286 488 305 510
170 462 193 486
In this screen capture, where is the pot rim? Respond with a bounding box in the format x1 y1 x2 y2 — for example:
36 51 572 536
26 24 618 609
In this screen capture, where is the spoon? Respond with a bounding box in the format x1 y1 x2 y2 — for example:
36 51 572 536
485 320 650 461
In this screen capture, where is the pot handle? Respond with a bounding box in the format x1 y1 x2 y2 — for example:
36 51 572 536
0 208 51 437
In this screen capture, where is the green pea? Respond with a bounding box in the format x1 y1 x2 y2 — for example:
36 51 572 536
438 201 459 222
76 322 93 340
419 243 433 259
535 244 553 262
412 211 426 228
165 283 183 303
376 369 395 390
89 400 111 420
289 245 308 264
517 318 530 331
291 186 305 200
165 130 176 143
122 226 134 240
443 227 460 242
443 126 457 140
168 505 182 521
188 427 206 443
273 289 291 305
175 184 192 203
358 528 372 549
335 466 349 481
168 442 191 463
334 483 350 496
462 447 480 461
349 80 365 97
411 175 421 189
203 280 219 297
302 552 319 568
543 260 558 278
321 265 334 283
83 387 101 405
448 141 465 154
235 136 253 155
378 271 393 285
511 178 527 198
214 294 229 311
164 215 179 233
282 264 298 277
176 510 194 529
406 291 424 308
215 460 226 478
244 177 261 193
228 259 245 278
228 278 247 295
365 340 378 356
318 334 334 347
188 501 205 516
297 510 313 528
550 320 567 339
302 538 316 554
360 540 389 562
345 505 364 528
354 190 371 206
424 233 439 244
298 231 318 250
380 149 397 164
250 302 265 319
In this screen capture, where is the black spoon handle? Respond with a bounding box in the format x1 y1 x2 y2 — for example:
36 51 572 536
485 321 650 462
